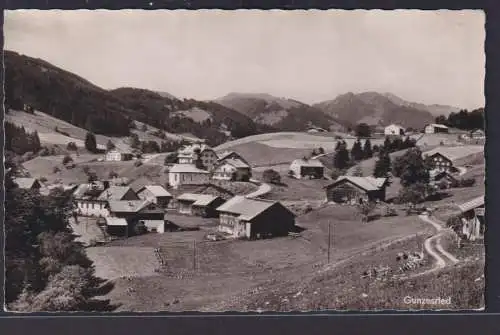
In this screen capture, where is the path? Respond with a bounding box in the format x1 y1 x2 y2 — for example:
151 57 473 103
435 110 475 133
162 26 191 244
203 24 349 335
411 214 459 277
246 179 272 198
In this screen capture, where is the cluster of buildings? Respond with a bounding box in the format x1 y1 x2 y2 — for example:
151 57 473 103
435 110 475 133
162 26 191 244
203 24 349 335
167 144 252 189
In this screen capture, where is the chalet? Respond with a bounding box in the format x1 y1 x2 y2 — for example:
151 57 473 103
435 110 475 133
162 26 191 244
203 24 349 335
217 151 250 166
212 159 252 181
384 124 405 136
107 200 164 236
137 185 172 208
289 158 325 179
97 186 139 202
73 182 109 217
430 170 458 189
176 193 226 217
422 146 484 172
457 196 485 241
471 129 485 139
424 123 449 134
14 177 43 190
168 164 210 189
105 149 134 162
216 196 296 239
177 144 218 170
325 176 389 204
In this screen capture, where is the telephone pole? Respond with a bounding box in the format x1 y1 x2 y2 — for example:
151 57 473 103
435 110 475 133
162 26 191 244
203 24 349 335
193 240 197 271
328 223 332 263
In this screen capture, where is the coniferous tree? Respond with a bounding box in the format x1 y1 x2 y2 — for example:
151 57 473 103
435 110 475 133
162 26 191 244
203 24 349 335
374 152 392 178
84 132 97 153
333 141 350 170
350 139 364 161
363 139 373 159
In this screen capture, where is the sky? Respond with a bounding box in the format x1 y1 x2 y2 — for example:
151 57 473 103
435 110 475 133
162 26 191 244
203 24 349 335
4 9 485 109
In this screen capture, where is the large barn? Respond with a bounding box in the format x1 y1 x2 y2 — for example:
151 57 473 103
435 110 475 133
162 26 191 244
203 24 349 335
289 158 325 179
325 176 389 204
216 196 296 239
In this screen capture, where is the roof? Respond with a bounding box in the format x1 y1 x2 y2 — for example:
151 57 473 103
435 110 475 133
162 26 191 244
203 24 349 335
423 145 484 162
72 183 106 200
178 144 214 156
458 196 484 212
106 149 132 155
291 158 324 168
218 158 250 169
129 177 154 193
385 124 404 129
14 177 40 189
138 185 172 198
168 164 210 174
177 193 221 206
327 176 388 192
108 200 151 213
427 123 449 129
97 186 135 201
216 196 291 221
105 217 128 227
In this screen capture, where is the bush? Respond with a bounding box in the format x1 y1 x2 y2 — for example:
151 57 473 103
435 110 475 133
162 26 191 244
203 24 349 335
134 160 143 167
382 204 397 217
39 147 50 156
66 142 78 151
458 178 476 187
62 155 73 165
39 176 48 183
262 169 281 185
395 183 430 205
108 171 119 179
52 166 61 174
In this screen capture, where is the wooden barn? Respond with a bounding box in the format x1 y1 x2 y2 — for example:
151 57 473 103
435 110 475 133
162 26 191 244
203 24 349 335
176 193 225 218
325 176 389 204
216 196 296 239
457 196 485 241
137 185 173 208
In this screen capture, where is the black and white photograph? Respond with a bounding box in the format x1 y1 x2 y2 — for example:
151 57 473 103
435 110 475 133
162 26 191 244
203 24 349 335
3 9 485 312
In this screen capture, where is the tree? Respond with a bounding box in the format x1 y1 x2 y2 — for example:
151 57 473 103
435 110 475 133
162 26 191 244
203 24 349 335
373 152 391 178
355 123 371 138
66 142 78 151
106 140 115 151
396 182 430 205
108 171 118 179
84 132 97 153
164 152 178 165
333 141 350 170
393 148 430 187
62 155 73 165
318 147 325 155
363 139 373 159
350 139 364 161
262 169 281 185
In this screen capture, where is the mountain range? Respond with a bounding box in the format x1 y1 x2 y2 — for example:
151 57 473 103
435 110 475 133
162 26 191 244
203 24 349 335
5 50 462 144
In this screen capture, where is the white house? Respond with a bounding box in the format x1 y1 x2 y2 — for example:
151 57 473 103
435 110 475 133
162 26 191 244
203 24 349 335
168 164 210 189
73 183 109 217
289 159 325 179
424 124 449 134
212 159 252 181
384 124 405 136
105 149 134 162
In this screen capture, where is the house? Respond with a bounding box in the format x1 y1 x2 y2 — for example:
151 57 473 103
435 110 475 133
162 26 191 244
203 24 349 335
457 196 485 241
105 149 134 162
176 193 226 217
424 123 449 134
97 186 139 201
471 129 485 139
137 185 172 208
140 220 167 234
289 158 325 179
129 177 155 193
107 200 164 236
430 170 458 189
422 146 484 172
177 144 219 170
212 159 252 181
384 124 405 136
73 182 109 217
168 164 210 189
216 196 296 239
14 177 43 190
325 176 389 204
217 151 250 166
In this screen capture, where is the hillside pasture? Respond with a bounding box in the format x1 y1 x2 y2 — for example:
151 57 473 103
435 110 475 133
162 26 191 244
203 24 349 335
86 246 160 280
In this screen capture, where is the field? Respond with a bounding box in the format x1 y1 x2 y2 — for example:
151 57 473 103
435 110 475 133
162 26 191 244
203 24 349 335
256 173 330 201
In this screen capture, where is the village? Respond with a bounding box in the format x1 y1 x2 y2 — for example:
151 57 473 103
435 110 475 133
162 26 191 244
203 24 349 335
10 119 486 311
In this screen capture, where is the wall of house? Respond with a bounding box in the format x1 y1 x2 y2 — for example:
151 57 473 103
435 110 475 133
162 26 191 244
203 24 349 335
178 201 194 215
212 164 236 180
201 150 218 171
249 205 295 238
76 200 109 217
169 172 210 189
218 212 240 236
326 182 369 204
300 166 324 179
431 155 453 172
